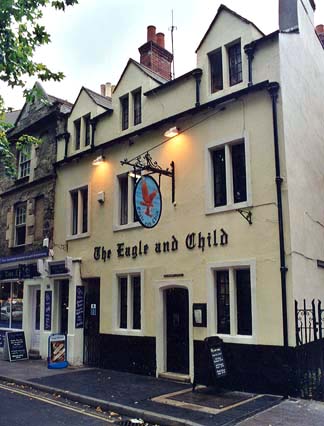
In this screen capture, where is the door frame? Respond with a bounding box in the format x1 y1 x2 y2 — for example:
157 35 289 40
154 280 193 380
30 285 41 350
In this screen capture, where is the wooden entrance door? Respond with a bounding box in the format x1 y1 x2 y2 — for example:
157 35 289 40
166 288 189 374
84 279 100 366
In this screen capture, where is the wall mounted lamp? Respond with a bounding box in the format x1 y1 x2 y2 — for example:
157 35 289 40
164 126 179 138
92 155 105 166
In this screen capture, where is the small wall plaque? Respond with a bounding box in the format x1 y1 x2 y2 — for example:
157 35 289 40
193 303 207 327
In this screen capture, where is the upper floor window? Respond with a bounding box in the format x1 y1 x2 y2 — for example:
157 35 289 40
133 89 142 125
15 203 27 246
209 49 223 93
118 174 138 226
70 186 88 237
228 42 242 86
117 273 141 331
74 118 81 150
84 114 91 146
18 146 31 179
121 95 129 131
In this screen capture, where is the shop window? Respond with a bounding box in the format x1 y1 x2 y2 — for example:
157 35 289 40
74 118 81 150
117 174 138 226
215 267 252 336
84 114 91 146
209 48 223 93
118 273 141 330
228 41 242 86
15 203 27 246
133 89 142 125
0 282 23 329
208 139 248 212
121 95 129 131
70 186 89 237
18 145 31 179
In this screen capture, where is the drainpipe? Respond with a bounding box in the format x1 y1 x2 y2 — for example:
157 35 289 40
268 82 288 348
244 43 255 87
192 69 203 107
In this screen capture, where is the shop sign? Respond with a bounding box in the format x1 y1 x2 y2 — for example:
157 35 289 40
75 286 84 328
6 331 28 362
0 263 39 280
134 176 162 228
49 262 68 276
48 334 68 369
44 291 52 331
0 249 49 265
93 228 228 262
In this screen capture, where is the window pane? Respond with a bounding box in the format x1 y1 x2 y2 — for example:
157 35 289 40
119 175 128 225
16 226 26 246
74 119 81 150
236 269 252 335
71 191 78 235
85 115 91 146
209 49 223 92
81 188 88 233
216 270 230 334
12 282 23 330
213 148 227 207
232 143 247 203
121 96 129 130
133 90 142 125
119 277 128 328
0 283 11 328
15 204 26 246
19 146 31 178
132 276 141 330
228 43 242 86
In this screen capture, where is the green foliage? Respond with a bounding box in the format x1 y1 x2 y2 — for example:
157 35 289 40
0 0 78 177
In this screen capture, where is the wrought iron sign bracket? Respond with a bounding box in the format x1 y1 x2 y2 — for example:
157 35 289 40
121 152 175 203
237 208 252 225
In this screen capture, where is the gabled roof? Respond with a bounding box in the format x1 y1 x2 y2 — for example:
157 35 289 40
196 4 265 53
83 87 112 110
5 110 21 125
113 58 167 93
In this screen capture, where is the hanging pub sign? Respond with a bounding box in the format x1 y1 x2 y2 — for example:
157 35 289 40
48 334 68 369
134 176 162 228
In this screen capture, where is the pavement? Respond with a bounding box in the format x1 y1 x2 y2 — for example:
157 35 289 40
0 359 323 425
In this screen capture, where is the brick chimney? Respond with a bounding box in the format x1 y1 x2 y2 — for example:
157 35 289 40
139 25 173 81
316 25 324 48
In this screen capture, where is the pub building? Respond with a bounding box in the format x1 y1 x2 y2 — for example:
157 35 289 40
3 0 324 395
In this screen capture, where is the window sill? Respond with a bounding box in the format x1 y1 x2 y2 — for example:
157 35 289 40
215 333 256 345
206 200 250 215
112 328 144 337
113 222 141 232
66 232 90 241
15 176 29 185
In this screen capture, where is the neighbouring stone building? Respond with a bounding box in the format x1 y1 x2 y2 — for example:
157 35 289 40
0 82 71 357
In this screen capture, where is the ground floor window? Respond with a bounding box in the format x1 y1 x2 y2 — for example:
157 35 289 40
214 266 252 336
0 281 23 329
117 273 141 331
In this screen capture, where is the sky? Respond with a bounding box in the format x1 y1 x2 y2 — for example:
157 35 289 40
1 0 324 110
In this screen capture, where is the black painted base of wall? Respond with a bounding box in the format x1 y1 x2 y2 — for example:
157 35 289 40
98 334 297 396
99 334 156 376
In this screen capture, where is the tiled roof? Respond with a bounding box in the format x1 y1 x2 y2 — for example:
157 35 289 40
83 87 113 110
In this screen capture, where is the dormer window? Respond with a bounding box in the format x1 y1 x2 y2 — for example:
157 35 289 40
74 118 81 150
84 114 91 146
18 145 31 179
228 42 242 86
209 48 223 93
133 89 142 125
121 95 129 131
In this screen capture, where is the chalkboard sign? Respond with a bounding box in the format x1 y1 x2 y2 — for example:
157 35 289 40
0 330 6 348
44 291 52 331
6 331 28 362
75 286 84 328
210 346 227 378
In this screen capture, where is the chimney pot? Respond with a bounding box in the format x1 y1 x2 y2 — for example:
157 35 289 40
156 32 165 48
316 25 324 48
100 84 105 96
147 25 156 42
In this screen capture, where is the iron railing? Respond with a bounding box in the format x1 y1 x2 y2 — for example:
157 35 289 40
295 299 324 346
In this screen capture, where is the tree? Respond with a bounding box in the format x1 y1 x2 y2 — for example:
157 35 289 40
0 0 78 177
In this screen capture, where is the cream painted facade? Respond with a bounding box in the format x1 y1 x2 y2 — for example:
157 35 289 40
43 1 324 392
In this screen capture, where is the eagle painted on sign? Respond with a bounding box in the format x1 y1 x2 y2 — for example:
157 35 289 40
134 176 162 228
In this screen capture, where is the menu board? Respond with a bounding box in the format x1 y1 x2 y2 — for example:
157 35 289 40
210 346 227 378
75 286 84 329
6 331 28 362
44 291 52 331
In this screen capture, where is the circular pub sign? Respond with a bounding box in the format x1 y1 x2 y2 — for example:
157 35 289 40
134 175 162 228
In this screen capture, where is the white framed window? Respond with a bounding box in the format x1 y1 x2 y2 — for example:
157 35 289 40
74 118 81 150
228 41 242 86
15 203 27 246
68 185 89 239
132 88 142 126
205 136 251 214
114 173 139 231
207 260 256 344
113 269 144 335
0 282 23 329
18 146 31 179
